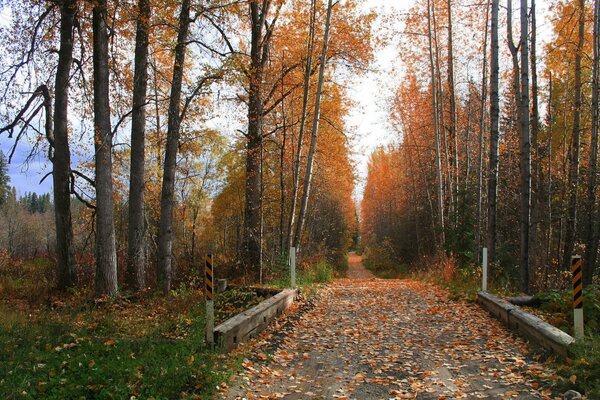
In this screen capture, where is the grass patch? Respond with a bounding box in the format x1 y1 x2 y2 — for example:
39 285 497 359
0 256 270 399
268 260 334 289
554 336 600 398
0 297 243 399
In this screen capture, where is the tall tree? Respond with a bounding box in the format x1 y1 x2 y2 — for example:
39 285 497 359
93 0 118 296
127 0 151 292
530 0 542 275
487 0 500 266
447 0 458 227
286 0 317 255
157 0 191 295
562 0 585 272
584 0 600 286
243 0 281 275
293 0 335 252
476 0 490 263
427 0 446 249
53 0 77 290
519 0 531 293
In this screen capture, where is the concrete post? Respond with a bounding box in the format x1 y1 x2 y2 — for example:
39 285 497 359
290 247 296 289
482 247 488 292
205 254 214 346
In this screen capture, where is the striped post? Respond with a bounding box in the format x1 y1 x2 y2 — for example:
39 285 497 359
572 255 584 339
205 254 214 345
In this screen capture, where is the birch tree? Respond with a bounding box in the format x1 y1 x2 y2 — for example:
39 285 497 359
293 0 335 252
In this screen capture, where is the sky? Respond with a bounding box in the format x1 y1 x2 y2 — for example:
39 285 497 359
1 0 554 198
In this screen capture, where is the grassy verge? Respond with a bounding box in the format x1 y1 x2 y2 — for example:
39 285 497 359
267 260 334 289
0 258 273 399
551 335 600 398
0 295 246 399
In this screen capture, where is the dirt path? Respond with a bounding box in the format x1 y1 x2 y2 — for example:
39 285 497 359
220 256 559 399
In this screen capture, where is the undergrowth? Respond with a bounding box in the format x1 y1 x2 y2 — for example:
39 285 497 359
268 260 335 289
363 241 409 279
0 257 261 399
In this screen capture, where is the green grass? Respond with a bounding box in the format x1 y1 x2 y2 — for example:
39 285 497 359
0 256 267 400
554 336 600 398
268 260 334 289
0 305 243 399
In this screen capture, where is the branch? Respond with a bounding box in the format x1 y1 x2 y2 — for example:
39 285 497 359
72 169 96 187
180 74 223 121
70 173 96 209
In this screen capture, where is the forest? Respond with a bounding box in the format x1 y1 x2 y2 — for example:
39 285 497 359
0 0 370 295
1 0 600 398
362 0 600 295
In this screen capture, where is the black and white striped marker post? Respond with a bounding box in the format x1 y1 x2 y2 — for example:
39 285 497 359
572 255 584 339
205 254 214 345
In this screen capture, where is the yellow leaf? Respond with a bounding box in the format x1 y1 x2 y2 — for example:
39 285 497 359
570 374 577 384
188 355 195 365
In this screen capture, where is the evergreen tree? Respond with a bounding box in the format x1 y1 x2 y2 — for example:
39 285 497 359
0 150 10 206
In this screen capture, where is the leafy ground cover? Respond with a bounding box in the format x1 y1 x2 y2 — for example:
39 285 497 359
525 286 600 398
0 257 276 399
221 256 561 399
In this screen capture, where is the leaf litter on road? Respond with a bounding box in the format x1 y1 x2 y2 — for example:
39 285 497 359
220 257 561 399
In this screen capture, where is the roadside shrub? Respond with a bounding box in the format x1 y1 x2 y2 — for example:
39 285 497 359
363 239 408 279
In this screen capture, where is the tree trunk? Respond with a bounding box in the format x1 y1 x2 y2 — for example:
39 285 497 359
293 0 334 252
286 0 317 254
53 0 76 290
431 2 452 229
519 0 531 294
157 0 190 295
530 0 541 284
243 1 271 277
279 64 288 256
127 0 150 292
427 0 446 249
584 0 600 286
476 0 490 265
561 0 585 273
487 0 500 266
93 0 118 297
447 0 459 228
